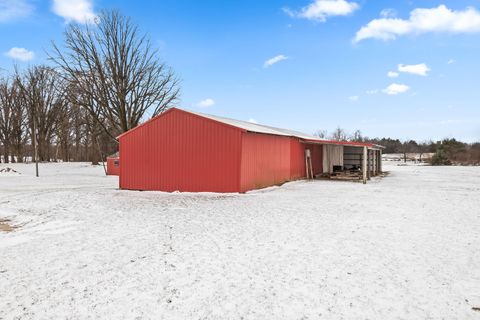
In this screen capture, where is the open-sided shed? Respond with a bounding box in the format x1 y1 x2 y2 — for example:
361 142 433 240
118 108 382 192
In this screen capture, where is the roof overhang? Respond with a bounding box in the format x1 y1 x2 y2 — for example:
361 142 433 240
301 139 377 149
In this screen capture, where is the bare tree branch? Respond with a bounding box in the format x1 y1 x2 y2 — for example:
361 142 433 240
49 10 180 141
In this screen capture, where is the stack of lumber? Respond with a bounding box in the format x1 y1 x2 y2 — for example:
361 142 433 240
328 171 362 181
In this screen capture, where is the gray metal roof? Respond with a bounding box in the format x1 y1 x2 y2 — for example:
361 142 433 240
118 108 378 148
188 110 319 140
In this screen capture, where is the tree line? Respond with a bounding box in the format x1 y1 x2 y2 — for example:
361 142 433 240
316 127 480 165
0 10 179 164
1 10 477 166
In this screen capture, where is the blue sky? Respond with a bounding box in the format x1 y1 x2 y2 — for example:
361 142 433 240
1 0 479 142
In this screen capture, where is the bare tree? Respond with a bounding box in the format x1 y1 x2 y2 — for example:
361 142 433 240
399 140 418 163
9 78 28 163
350 129 363 142
71 103 88 161
330 127 347 141
314 129 328 139
0 77 13 163
50 10 180 142
0 76 27 163
55 101 73 162
19 66 67 162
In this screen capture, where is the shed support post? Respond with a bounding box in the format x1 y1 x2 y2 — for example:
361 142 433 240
372 150 377 176
362 146 367 184
379 149 382 173
370 150 375 177
376 150 380 175
367 150 371 180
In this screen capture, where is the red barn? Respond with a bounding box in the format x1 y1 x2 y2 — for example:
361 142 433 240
118 108 382 192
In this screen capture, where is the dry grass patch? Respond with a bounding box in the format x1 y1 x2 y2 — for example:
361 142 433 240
0 219 16 232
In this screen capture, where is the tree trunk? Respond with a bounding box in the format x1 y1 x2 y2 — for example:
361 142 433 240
91 133 99 165
3 145 9 163
85 130 90 163
62 141 69 162
16 148 24 163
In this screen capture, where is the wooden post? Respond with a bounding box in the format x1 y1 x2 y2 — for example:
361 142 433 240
305 149 311 180
376 150 380 175
305 156 309 179
372 150 377 176
367 150 371 180
379 149 382 173
370 150 375 177
309 156 313 179
362 146 367 184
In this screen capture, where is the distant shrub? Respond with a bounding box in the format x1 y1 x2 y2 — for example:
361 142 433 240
430 149 451 166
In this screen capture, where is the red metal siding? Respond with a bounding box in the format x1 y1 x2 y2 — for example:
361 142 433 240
290 138 306 179
309 144 323 175
290 141 323 178
106 157 120 176
119 109 243 192
239 132 292 192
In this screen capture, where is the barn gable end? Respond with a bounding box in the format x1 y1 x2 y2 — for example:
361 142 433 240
119 108 243 192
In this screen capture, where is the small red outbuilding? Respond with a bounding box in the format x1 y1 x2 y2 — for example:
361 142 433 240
106 153 120 176
118 108 379 192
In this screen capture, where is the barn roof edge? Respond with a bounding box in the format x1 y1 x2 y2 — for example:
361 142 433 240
117 107 380 148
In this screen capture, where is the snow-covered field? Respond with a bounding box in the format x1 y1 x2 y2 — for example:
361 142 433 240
1 162 479 319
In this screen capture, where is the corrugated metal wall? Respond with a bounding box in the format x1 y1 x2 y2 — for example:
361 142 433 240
119 109 243 192
240 133 292 192
290 138 306 179
290 140 323 178
312 144 323 175
106 157 120 176
303 144 323 176
344 146 363 169
119 108 337 193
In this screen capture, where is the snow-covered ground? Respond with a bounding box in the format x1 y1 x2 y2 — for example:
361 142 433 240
1 162 479 319
383 153 434 162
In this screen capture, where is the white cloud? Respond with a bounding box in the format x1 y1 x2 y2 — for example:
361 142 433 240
0 0 33 22
354 5 480 43
5 47 34 61
366 89 378 94
383 83 410 95
398 63 430 76
248 118 258 124
283 0 359 22
52 0 96 23
196 98 215 108
264 54 289 68
348 95 359 101
387 71 399 78
447 59 456 64
380 8 397 19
